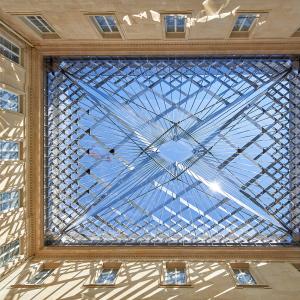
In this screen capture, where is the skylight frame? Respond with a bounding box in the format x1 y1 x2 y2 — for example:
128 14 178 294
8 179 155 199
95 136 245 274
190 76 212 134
44 55 300 243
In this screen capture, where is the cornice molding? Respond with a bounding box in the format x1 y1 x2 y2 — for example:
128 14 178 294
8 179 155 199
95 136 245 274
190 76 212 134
28 48 300 261
35 40 300 55
35 246 300 261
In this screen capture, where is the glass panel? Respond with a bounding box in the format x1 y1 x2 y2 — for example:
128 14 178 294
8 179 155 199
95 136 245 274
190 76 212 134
0 240 19 267
176 16 186 32
165 16 175 32
27 269 54 284
233 14 257 32
0 36 20 63
0 141 19 160
44 57 297 246
0 191 19 212
26 16 54 33
95 16 119 33
96 268 118 284
0 89 19 112
165 268 186 284
233 269 256 285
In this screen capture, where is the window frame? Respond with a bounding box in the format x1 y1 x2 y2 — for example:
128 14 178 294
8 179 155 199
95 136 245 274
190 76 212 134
229 12 266 38
0 239 20 268
20 15 60 39
0 88 20 112
160 262 192 287
84 261 122 287
11 262 60 288
229 263 269 288
0 140 20 161
161 13 190 39
0 190 20 213
90 14 123 39
0 35 20 64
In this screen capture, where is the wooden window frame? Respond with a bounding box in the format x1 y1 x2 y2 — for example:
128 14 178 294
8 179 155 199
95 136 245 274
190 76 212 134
229 262 270 288
84 261 122 288
160 261 192 287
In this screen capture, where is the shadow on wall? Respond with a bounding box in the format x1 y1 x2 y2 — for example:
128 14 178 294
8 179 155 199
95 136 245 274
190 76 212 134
0 162 24 192
3 262 238 300
0 110 25 141
122 0 239 27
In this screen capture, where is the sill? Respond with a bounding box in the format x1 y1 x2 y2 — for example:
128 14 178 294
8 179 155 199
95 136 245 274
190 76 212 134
229 31 250 38
11 284 49 288
83 284 116 288
235 284 270 289
0 109 23 116
160 283 192 288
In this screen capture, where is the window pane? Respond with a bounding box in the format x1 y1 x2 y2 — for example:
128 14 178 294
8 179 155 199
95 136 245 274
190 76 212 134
0 36 20 63
233 14 257 32
27 269 54 284
0 141 19 160
165 16 175 32
165 268 186 284
0 191 19 212
0 89 19 112
176 16 186 32
95 16 119 33
0 240 19 267
96 268 118 284
26 16 55 33
233 269 256 285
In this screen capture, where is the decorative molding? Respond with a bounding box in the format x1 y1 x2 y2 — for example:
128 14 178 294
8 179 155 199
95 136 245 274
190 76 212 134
28 48 300 261
35 40 300 55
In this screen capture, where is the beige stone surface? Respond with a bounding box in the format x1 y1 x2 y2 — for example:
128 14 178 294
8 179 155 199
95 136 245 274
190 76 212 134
0 110 24 140
0 55 25 93
0 0 300 46
0 161 25 192
0 260 300 300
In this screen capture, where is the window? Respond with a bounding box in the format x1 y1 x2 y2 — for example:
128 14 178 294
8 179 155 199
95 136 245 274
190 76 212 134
232 268 256 285
165 267 186 285
96 268 118 285
0 190 19 212
0 240 19 267
232 14 258 32
0 141 19 160
161 262 190 286
0 36 20 63
165 15 186 33
0 89 19 112
26 269 54 285
230 13 260 38
25 16 55 33
91 15 121 38
94 16 119 33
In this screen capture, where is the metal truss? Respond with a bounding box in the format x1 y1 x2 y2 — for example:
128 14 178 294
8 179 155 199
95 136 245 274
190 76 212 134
44 56 300 246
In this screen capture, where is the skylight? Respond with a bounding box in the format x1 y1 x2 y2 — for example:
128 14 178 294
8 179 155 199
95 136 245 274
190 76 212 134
44 56 300 246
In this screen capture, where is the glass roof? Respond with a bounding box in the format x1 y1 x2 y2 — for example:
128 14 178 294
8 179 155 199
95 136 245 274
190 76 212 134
44 57 300 246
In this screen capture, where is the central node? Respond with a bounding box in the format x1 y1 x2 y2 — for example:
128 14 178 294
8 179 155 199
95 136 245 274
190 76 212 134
159 139 193 163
